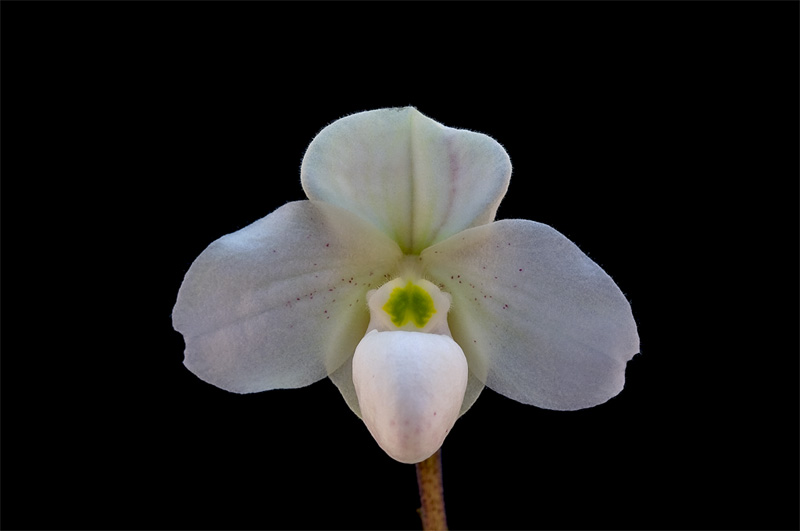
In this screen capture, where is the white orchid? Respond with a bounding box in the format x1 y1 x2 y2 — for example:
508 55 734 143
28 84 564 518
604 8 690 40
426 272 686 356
173 107 639 465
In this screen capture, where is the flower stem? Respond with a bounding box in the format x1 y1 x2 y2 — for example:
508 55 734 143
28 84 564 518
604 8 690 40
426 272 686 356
416 449 448 530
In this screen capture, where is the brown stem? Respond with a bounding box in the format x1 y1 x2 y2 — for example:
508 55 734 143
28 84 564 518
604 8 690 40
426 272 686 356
416 449 448 530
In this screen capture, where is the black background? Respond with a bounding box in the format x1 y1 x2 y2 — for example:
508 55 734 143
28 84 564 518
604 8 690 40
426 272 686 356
2 2 798 530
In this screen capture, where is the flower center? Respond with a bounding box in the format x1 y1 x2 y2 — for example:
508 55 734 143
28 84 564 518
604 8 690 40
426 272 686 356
383 281 436 328
365 277 453 336
354 275 466 464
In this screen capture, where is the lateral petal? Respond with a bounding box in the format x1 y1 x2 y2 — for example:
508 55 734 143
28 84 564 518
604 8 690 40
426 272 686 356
173 201 403 393
422 220 639 410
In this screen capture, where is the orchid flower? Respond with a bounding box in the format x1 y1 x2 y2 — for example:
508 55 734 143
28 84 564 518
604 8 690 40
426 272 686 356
173 107 639 465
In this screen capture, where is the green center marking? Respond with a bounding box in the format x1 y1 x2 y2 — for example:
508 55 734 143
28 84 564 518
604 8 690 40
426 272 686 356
382 281 437 328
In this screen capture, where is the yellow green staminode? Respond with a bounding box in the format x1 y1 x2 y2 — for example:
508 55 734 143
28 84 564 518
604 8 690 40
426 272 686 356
383 281 437 328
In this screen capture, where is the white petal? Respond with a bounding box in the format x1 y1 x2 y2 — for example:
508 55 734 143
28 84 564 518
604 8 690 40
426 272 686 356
173 200 403 393
301 107 511 254
328 352 484 419
421 220 639 411
352 330 469 464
